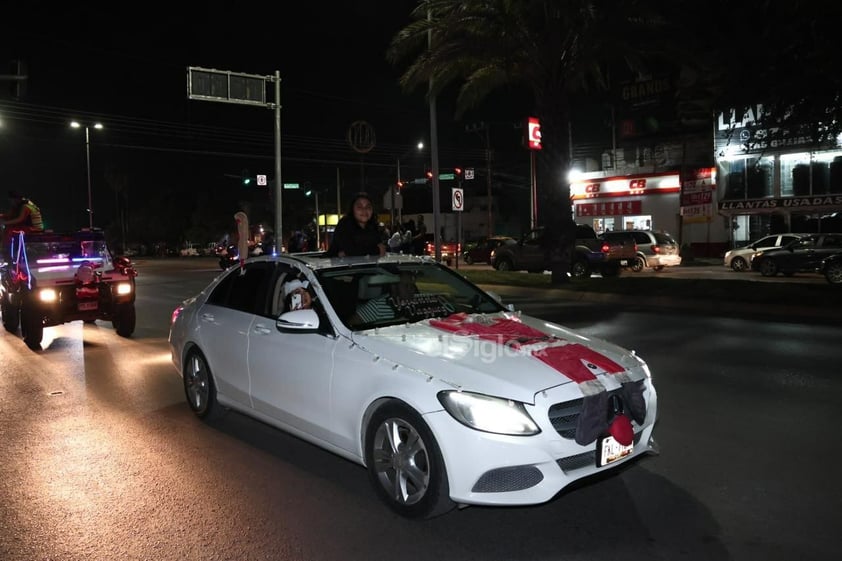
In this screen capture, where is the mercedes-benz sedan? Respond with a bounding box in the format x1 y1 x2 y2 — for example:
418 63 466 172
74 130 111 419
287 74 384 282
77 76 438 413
168 253 659 518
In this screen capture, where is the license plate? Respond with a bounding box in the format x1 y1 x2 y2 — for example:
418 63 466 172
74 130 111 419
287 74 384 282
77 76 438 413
620 259 628 266
78 301 98 311
597 435 633 467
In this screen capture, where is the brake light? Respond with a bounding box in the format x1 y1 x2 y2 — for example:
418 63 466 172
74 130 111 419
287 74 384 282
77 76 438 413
171 306 183 325
426 242 434 253
601 242 610 253
653 245 661 254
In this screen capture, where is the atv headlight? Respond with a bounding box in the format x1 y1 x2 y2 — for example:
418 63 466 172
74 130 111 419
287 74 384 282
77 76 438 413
438 391 540 436
38 288 58 303
115 282 133 295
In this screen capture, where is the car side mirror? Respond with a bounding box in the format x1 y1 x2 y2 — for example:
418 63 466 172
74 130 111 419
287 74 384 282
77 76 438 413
276 309 320 331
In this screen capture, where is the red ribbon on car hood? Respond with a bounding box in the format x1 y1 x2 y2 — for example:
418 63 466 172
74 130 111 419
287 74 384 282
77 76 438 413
429 313 625 383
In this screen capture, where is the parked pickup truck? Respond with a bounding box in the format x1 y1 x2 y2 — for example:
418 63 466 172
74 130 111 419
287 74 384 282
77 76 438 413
489 224 637 278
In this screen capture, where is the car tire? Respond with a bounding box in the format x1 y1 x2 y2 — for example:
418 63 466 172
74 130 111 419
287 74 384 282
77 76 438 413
21 304 43 350
495 258 513 271
825 261 842 284
113 303 136 337
570 259 591 279
2 297 20 334
183 349 224 420
365 401 455 519
731 256 749 272
630 256 646 273
758 258 778 277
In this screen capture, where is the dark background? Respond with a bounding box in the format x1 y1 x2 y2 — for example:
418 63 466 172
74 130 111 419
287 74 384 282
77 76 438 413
1 2 534 243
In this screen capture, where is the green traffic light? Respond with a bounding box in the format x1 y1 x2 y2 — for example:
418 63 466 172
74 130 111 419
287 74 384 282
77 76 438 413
243 178 252 185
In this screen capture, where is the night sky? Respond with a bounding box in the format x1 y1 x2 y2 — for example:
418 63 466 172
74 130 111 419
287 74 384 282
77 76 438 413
2 2 533 236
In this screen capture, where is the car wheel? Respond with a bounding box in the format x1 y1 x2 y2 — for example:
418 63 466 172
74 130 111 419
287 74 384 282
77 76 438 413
365 402 455 519
825 261 842 284
113 303 136 337
21 304 43 350
630 256 645 273
570 259 591 279
758 258 778 277
731 256 748 272
495 258 513 271
463 254 473 265
1 297 20 334
183 349 224 420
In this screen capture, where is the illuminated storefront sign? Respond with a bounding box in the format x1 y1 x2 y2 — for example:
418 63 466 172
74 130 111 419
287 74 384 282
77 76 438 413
576 201 642 216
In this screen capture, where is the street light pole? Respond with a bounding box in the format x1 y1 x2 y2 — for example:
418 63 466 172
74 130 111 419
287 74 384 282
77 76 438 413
71 121 103 229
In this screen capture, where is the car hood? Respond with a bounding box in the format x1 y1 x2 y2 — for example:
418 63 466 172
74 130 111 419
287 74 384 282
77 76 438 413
350 312 644 404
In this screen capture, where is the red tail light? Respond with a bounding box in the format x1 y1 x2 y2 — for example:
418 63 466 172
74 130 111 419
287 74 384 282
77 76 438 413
171 306 183 325
601 242 610 253
653 245 661 254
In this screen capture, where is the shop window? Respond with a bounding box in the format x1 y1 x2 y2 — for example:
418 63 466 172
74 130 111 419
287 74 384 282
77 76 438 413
831 157 842 193
747 158 773 198
812 161 830 194
781 153 809 197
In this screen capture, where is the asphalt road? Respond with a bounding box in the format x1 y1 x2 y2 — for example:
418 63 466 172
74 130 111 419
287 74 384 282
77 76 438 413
1 257 840 561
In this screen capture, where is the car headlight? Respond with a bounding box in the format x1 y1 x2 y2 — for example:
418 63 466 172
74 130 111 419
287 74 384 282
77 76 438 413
438 391 540 436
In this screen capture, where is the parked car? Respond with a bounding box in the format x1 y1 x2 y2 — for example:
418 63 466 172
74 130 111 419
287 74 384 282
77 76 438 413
422 233 460 265
751 233 842 277
602 230 681 272
723 233 805 272
168 253 659 518
490 224 636 278
462 236 514 264
820 253 842 285
1 229 138 349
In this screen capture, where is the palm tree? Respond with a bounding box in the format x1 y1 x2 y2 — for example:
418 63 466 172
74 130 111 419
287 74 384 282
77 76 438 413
388 0 665 283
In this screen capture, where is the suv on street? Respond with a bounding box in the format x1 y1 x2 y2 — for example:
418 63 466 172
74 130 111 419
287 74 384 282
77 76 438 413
602 230 682 272
490 224 636 278
1 229 138 349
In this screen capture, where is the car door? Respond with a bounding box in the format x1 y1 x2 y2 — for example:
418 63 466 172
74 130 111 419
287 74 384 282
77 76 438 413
198 261 276 408
777 236 819 271
248 269 339 445
520 229 546 270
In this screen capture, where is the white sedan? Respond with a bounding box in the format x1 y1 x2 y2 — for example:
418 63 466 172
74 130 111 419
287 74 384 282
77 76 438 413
168 254 659 518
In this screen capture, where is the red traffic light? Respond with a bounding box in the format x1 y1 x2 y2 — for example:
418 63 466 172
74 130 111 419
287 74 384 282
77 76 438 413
425 170 433 179
454 167 462 176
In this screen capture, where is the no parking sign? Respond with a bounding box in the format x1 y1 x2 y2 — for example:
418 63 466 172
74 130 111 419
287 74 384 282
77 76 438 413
452 188 464 211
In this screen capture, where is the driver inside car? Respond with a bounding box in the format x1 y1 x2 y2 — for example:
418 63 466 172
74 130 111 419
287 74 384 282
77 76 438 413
350 272 417 326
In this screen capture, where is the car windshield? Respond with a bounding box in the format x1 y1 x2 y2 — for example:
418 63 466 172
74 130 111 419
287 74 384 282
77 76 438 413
315 261 504 330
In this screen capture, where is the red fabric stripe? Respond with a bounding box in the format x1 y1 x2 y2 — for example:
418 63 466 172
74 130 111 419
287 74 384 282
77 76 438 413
532 343 623 383
429 315 624 382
